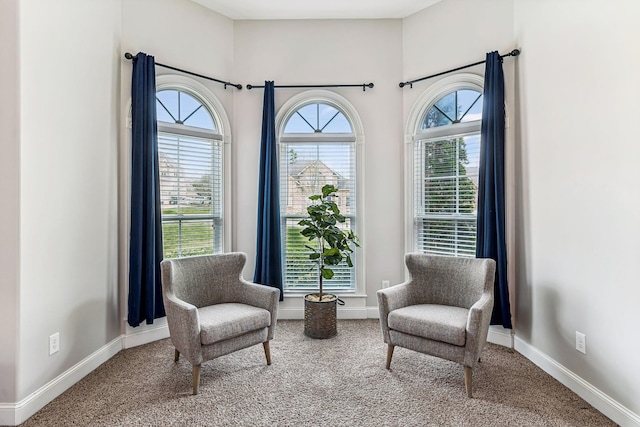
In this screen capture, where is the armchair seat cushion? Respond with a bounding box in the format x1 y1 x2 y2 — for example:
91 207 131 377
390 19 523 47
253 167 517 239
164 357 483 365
199 303 271 345
388 304 468 346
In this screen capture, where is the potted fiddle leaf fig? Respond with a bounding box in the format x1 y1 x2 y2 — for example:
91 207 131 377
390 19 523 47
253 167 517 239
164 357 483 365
298 184 360 339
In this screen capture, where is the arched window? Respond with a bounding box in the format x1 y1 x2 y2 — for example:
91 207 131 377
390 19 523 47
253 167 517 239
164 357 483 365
155 79 229 258
410 76 483 257
278 94 361 293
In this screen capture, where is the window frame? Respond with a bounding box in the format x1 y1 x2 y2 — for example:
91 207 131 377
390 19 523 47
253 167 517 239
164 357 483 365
276 90 365 297
405 73 484 257
155 75 232 256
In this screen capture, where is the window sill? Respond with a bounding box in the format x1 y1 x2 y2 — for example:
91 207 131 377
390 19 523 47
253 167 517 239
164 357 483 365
283 291 366 299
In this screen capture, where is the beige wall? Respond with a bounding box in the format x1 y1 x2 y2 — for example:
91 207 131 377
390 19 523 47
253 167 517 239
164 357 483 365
514 0 640 417
17 0 122 400
0 0 20 404
232 19 405 306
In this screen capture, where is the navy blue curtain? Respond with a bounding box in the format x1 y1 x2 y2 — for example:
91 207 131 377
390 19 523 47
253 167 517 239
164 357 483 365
476 51 512 329
254 81 284 300
128 52 165 327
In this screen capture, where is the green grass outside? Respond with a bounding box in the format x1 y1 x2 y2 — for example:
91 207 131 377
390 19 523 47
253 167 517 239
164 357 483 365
161 205 212 216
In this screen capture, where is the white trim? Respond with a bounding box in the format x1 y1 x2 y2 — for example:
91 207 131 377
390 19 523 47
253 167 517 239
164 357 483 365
487 326 514 348
404 73 484 256
276 90 366 296
157 121 223 140
280 134 356 143
278 307 369 320
367 306 380 319
275 90 365 144
515 337 640 427
0 337 122 426
123 317 170 349
155 74 233 253
155 75 232 140
404 73 484 138
413 121 481 142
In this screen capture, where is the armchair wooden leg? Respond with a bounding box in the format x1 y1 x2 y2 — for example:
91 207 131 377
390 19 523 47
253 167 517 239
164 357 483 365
263 341 272 365
464 366 473 398
174 349 180 362
192 365 201 395
386 345 395 370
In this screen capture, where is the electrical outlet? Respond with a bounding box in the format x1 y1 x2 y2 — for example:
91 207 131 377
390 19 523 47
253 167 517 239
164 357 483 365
49 333 60 355
382 280 390 288
575 331 586 354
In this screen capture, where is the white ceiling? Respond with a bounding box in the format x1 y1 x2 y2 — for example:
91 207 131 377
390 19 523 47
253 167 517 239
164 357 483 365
191 0 442 20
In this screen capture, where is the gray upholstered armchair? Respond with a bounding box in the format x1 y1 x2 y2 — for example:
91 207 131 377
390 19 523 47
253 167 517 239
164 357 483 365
377 253 496 397
160 252 280 395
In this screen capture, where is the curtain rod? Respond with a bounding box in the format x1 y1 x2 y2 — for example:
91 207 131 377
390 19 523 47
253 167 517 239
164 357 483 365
247 83 374 92
123 52 242 90
399 49 520 89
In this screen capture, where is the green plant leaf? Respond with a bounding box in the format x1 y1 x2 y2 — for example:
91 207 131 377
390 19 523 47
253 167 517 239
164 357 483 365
323 247 340 257
301 230 318 240
321 268 334 279
321 184 337 197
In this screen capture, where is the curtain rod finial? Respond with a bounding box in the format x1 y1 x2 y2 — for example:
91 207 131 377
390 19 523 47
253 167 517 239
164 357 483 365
124 52 135 60
510 49 521 57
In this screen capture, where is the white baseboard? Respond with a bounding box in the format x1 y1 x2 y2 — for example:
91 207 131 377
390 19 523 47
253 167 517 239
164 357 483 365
0 402 16 426
515 337 640 427
123 318 170 349
487 326 514 348
367 306 380 319
278 307 369 320
0 337 122 426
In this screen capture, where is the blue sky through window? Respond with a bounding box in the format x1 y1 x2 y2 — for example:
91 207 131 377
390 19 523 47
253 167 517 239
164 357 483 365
284 103 352 133
156 89 216 131
422 89 483 129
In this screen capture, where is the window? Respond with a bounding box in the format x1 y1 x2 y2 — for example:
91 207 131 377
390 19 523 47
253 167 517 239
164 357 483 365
279 99 359 292
156 87 224 258
412 84 483 258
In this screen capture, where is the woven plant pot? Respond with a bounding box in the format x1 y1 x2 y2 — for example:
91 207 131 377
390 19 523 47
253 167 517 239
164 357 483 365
304 293 337 339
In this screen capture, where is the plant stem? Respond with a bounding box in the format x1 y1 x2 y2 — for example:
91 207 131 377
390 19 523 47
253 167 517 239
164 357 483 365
319 239 324 301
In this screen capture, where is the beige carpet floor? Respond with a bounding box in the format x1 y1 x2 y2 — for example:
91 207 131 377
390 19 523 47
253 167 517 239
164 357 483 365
17 320 616 426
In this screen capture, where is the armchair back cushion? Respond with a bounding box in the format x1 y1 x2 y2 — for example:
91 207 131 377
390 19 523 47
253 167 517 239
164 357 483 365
165 252 247 308
406 254 491 309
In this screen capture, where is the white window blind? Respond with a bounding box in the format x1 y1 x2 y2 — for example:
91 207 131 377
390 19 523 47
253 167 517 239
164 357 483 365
156 88 224 259
412 87 483 258
414 134 480 257
280 102 357 292
159 134 223 258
